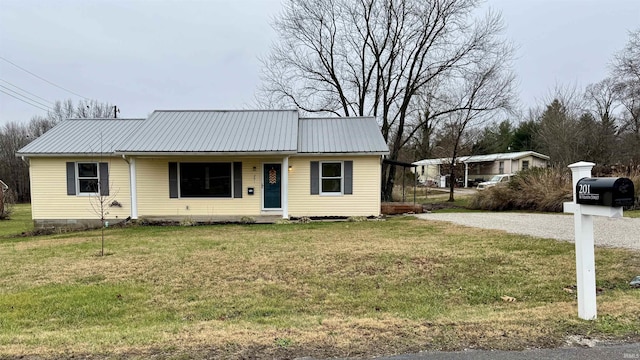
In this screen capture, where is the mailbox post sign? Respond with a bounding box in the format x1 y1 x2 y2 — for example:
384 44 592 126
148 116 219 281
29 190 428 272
563 161 635 320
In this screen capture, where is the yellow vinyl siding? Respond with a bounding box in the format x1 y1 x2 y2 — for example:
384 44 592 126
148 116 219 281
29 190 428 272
288 156 381 217
29 155 383 220
135 157 269 217
29 157 131 220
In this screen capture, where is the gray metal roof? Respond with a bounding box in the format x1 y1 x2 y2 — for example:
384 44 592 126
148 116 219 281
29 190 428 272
413 151 550 166
462 151 550 163
17 111 390 156
298 117 389 154
17 118 145 155
117 110 299 153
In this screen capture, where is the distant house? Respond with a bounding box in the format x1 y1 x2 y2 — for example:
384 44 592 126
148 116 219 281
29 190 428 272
413 151 550 188
16 110 389 227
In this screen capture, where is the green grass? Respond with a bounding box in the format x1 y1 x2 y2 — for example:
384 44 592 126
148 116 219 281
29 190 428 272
625 209 640 218
0 214 639 359
0 203 33 237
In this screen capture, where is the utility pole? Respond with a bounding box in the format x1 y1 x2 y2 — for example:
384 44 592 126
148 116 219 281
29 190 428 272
113 106 119 119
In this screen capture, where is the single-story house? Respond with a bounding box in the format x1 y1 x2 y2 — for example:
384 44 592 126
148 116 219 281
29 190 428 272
16 110 389 227
413 151 550 188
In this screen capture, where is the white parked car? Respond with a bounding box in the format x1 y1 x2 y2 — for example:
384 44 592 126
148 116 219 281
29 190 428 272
476 174 514 190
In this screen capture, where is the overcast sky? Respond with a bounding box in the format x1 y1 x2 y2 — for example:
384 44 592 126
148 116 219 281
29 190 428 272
0 0 638 126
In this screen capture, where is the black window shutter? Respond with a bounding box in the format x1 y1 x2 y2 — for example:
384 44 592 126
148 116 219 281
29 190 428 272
344 161 353 195
99 162 109 196
310 161 319 195
66 162 76 195
169 162 178 198
233 162 242 198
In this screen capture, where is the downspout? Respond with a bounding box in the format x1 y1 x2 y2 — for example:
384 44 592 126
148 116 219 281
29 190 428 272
282 156 289 219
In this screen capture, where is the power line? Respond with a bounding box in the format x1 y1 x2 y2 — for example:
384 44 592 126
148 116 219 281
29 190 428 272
0 84 53 110
0 56 90 100
0 88 50 112
0 78 54 105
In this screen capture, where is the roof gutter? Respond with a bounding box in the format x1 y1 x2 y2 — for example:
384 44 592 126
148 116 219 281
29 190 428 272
114 151 299 156
15 152 119 158
296 152 389 156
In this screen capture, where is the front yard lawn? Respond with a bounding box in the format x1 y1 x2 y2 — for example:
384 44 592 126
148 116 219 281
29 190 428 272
1 216 639 359
0 203 33 237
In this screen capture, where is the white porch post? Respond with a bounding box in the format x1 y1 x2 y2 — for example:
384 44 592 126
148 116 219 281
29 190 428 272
282 156 289 219
567 161 596 320
464 162 469 188
129 157 138 219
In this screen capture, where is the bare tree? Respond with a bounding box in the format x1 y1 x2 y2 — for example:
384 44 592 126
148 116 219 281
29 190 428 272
437 53 516 200
533 85 588 167
74 99 115 119
260 0 516 200
0 122 31 202
1 99 115 203
583 78 620 165
613 28 640 85
612 28 640 163
535 99 582 167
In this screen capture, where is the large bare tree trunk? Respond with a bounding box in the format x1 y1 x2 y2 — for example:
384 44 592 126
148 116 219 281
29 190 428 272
259 0 515 201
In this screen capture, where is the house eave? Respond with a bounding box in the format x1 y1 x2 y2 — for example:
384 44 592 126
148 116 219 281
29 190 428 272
114 150 298 157
295 152 389 156
15 152 119 158
18 150 389 158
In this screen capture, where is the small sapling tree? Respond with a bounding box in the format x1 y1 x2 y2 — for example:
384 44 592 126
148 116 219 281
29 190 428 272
87 133 119 256
88 175 118 256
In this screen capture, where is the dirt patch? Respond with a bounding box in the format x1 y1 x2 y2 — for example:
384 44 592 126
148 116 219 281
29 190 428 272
381 202 424 215
422 202 466 211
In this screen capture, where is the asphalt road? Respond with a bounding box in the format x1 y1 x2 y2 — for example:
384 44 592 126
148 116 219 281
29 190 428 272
376 343 640 360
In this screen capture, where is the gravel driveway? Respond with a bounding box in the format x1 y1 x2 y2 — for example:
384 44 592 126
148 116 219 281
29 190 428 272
415 212 640 250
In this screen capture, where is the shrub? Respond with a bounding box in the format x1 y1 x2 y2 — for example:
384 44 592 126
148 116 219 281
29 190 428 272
616 168 640 210
239 216 256 224
469 167 572 212
180 216 195 227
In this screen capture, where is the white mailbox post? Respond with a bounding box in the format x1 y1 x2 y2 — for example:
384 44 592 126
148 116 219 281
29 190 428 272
563 161 625 320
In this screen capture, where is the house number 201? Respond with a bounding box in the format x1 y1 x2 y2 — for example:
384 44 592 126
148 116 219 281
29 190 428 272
579 184 591 194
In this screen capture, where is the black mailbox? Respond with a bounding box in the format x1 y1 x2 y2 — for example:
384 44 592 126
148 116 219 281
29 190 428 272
576 177 635 207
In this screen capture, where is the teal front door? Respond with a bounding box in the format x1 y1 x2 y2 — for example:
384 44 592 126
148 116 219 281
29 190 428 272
263 164 282 209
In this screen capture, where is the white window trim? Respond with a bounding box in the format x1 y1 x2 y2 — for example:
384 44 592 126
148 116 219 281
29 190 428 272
76 162 99 196
177 162 234 199
319 161 344 196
